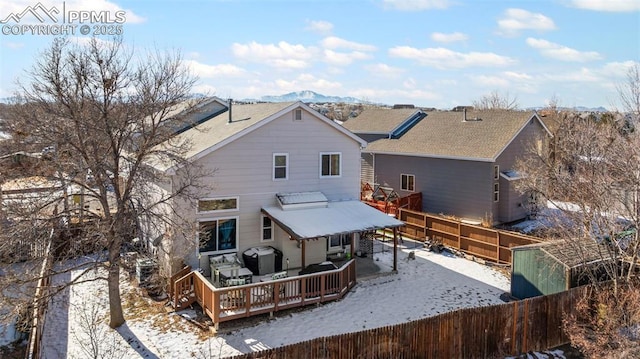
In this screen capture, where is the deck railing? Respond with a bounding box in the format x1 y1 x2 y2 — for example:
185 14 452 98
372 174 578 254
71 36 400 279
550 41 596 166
172 259 357 327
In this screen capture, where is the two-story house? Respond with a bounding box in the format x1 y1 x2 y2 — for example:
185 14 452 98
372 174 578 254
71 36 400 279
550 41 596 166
344 108 551 225
148 98 402 278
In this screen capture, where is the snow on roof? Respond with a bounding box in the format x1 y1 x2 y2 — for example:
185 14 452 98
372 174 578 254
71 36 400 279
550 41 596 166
262 200 404 240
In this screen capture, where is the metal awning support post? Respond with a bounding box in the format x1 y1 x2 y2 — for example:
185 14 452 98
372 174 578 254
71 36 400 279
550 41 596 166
350 233 356 257
301 239 306 268
393 227 398 272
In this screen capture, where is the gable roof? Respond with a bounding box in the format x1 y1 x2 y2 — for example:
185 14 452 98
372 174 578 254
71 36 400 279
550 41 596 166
512 239 615 269
154 101 366 173
343 108 424 134
363 110 550 162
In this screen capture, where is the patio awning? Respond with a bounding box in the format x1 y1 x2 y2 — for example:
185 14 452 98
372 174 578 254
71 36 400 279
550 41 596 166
261 200 404 240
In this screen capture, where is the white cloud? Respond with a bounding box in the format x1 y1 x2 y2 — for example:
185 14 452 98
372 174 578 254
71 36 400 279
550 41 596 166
191 84 217 96
526 38 602 62
403 77 417 89
470 75 511 88
305 20 333 34
320 36 377 52
431 32 468 43
231 41 317 70
570 0 640 12
382 0 452 11
323 49 371 66
185 60 246 78
497 8 556 37
504 71 533 80
3 42 24 49
600 60 640 77
364 63 405 78
274 74 342 92
388 46 516 69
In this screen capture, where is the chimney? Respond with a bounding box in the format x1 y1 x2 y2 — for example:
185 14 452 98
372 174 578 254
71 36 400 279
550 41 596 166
228 98 233 124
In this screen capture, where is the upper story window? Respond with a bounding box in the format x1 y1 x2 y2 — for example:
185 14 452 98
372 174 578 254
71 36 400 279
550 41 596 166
198 197 238 213
493 183 500 202
401 174 415 192
320 152 341 177
494 165 500 180
273 153 288 180
294 109 303 121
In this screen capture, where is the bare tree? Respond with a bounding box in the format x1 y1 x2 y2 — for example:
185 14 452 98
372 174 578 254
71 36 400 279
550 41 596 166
0 37 210 328
515 75 640 355
472 90 519 110
616 63 640 121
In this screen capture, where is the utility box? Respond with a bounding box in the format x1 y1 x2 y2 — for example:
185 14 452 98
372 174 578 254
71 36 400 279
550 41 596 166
136 258 157 286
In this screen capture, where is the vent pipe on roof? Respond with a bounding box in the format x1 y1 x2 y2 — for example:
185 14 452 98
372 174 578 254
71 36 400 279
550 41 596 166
463 108 467 122
228 98 233 123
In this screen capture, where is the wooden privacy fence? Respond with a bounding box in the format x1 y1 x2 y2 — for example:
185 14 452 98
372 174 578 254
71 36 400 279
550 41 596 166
230 285 587 359
398 209 542 264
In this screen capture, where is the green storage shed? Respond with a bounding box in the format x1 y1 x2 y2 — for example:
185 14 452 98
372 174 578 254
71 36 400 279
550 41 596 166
511 239 614 299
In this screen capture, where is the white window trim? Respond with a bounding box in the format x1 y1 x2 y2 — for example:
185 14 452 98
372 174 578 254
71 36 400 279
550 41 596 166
197 215 240 255
327 233 350 253
272 153 289 181
494 165 500 180
293 108 303 121
400 173 415 192
319 152 342 178
260 215 274 242
196 196 239 214
493 183 500 202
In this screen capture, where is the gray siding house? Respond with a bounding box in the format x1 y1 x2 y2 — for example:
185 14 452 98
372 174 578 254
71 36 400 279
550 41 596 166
149 99 402 277
344 109 551 225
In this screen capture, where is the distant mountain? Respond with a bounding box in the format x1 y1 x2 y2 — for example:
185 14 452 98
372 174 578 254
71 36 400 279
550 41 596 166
260 90 364 104
526 105 609 112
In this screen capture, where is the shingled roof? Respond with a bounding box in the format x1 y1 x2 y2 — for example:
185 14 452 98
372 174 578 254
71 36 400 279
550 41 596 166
343 108 423 134
362 110 548 162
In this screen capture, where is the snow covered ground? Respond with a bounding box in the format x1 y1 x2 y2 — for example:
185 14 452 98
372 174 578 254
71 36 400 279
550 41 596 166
39 239 542 358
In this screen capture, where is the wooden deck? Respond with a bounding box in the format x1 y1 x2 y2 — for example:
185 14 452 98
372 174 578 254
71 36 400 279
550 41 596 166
171 259 357 328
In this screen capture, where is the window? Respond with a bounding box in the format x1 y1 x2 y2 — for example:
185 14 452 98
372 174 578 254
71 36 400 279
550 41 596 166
327 233 351 251
198 197 238 213
493 183 500 202
261 215 273 241
294 109 303 121
320 152 341 177
198 217 238 253
494 165 499 180
401 174 415 192
273 153 288 180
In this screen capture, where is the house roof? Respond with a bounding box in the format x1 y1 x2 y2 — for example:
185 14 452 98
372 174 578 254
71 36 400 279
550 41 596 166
152 101 366 173
342 108 423 134
512 239 616 269
261 199 404 240
362 110 549 162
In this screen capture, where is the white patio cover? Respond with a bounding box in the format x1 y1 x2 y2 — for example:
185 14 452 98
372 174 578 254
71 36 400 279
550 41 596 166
261 200 404 240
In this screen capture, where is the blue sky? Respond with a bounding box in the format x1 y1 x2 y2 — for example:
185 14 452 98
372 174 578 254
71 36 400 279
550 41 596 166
0 0 638 109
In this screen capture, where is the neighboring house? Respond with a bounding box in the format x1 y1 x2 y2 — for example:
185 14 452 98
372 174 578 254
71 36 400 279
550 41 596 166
149 98 402 277
343 108 551 225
